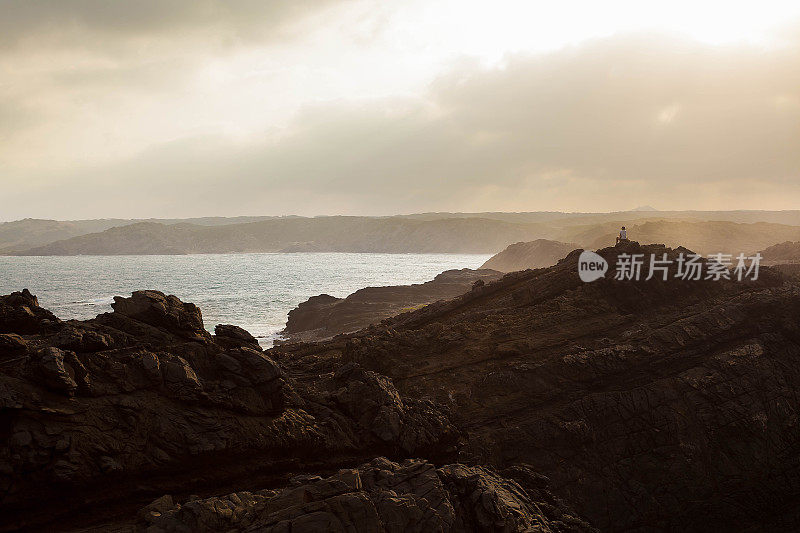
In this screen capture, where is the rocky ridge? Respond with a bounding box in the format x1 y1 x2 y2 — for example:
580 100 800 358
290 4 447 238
282 268 503 343
0 288 584 531
141 457 591 532
272 241 800 531
5 239 800 531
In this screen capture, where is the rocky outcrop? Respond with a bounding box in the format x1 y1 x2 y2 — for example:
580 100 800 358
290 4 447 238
140 458 594 532
273 241 800 531
0 289 58 334
0 290 470 531
7 239 800 531
110 290 206 338
480 239 577 272
581 220 800 256
282 269 503 343
214 323 261 350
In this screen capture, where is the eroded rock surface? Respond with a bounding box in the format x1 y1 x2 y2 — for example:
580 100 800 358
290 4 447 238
282 268 503 343
0 290 466 531
6 240 799 532
140 458 593 533
273 242 800 531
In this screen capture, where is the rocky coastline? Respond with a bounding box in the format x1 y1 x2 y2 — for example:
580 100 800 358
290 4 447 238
3 241 800 531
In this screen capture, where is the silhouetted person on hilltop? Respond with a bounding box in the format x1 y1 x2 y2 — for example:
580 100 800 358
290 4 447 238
616 226 628 245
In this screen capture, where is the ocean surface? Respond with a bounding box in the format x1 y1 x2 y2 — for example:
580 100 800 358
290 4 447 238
0 253 490 346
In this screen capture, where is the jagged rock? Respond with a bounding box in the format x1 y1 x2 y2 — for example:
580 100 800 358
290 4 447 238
0 291 462 531
214 324 261 349
227 347 281 385
332 362 405 441
326 362 460 456
140 458 587 533
54 325 113 352
0 288 59 334
274 242 799 531
110 290 206 338
439 463 553 532
282 269 503 343
28 347 78 394
0 333 27 354
7 240 798 531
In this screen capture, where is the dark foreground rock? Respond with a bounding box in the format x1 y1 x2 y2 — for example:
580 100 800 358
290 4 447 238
0 289 58 335
282 268 503 343
6 240 800 532
273 241 800 531
140 457 594 532
0 290 481 531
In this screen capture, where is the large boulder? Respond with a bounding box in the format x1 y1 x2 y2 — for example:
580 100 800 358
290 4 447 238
27 347 78 395
329 362 460 456
0 289 59 334
110 290 206 337
214 323 261 350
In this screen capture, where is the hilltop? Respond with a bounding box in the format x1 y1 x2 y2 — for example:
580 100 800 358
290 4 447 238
761 240 800 262
480 239 577 272
282 268 504 343
274 242 799 530
5 210 800 255
11 217 553 255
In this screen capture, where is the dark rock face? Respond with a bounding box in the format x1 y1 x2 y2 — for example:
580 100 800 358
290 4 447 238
0 290 493 531
7 240 798 531
140 458 594 532
214 323 261 350
0 333 26 354
282 268 503 343
274 242 800 531
110 290 206 338
0 289 58 334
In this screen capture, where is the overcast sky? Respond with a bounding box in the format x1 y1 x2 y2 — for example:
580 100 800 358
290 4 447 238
1 0 799 220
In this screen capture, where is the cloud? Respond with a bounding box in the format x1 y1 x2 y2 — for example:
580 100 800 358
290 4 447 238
0 0 343 50
2 26 799 219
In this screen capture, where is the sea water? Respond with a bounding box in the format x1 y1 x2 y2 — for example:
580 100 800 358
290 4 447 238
0 253 490 346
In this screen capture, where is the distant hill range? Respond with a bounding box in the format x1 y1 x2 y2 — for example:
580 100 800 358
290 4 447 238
0 216 285 254
4 210 800 255
9 218 553 255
